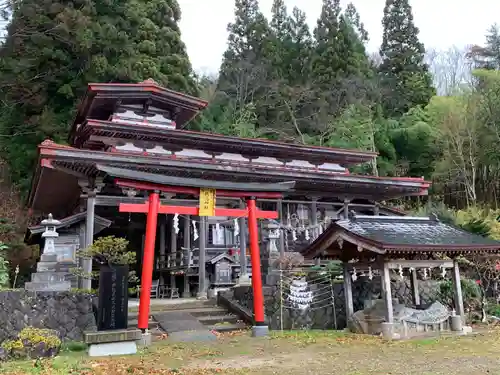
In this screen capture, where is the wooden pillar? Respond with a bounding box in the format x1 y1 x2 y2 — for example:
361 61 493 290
82 192 96 290
310 198 318 239
197 217 207 298
452 259 465 319
382 261 394 323
183 215 191 297
373 203 380 216
342 262 354 322
277 200 285 256
138 191 160 331
239 200 248 276
159 215 166 285
170 215 177 290
343 199 350 219
247 197 267 336
410 269 420 306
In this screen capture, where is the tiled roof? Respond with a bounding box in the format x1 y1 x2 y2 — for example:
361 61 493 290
302 212 500 257
337 213 500 248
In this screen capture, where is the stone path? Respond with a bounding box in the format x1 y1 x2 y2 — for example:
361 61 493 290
152 311 217 342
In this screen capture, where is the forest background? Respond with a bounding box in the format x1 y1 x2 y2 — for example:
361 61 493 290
1 0 500 277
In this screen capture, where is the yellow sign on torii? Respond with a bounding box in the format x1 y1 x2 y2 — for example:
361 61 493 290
198 188 216 216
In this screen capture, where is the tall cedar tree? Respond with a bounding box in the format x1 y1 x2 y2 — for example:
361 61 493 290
286 7 313 85
379 0 435 117
268 0 289 81
218 0 270 108
469 24 500 71
0 0 195 193
312 0 342 86
312 0 372 120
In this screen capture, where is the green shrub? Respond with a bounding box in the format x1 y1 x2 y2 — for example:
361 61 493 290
1 327 62 361
438 279 480 311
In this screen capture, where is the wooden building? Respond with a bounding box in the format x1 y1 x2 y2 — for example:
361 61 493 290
301 212 500 337
27 79 431 299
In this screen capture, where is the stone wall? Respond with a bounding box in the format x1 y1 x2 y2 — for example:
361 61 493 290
230 276 441 330
0 290 97 343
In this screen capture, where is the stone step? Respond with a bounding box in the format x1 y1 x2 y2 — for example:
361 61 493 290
128 300 216 313
24 280 71 292
198 314 239 325
127 319 159 330
31 272 67 283
39 254 58 262
36 262 58 272
207 322 247 333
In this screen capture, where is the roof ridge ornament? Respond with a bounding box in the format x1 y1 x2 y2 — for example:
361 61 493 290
141 78 159 85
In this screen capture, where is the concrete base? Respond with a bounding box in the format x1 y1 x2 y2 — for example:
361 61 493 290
88 341 137 357
251 325 269 337
380 322 395 340
461 326 473 335
237 274 252 286
196 292 208 300
24 280 71 292
450 315 463 332
137 332 152 347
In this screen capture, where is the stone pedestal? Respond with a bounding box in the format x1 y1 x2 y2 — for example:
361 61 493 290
85 329 141 356
25 215 71 292
260 223 281 285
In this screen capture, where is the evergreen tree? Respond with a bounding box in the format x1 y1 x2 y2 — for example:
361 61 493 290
0 0 195 192
379 0 435 117
218 0 270 101
311 0 342 86
344 2 368 44
469 24 500 70
267 0 289 81
287 7 313 84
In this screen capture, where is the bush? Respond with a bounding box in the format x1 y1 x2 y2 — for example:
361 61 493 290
0 327 61 361
438 279 481 312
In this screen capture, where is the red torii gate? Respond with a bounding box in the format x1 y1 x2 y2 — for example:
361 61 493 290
115 178 283 336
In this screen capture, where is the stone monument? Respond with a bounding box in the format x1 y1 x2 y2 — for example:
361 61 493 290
260 222 282 285
25 214 71 292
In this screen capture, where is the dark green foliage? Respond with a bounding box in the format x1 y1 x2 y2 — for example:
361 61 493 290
438 279 480 312
0 0 196 193
459 219 491 237
378 0 435 117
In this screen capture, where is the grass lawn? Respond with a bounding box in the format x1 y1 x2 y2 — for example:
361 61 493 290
2 329 500 375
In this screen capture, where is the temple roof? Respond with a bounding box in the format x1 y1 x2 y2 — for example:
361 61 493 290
72 119 377 167
97 165 295 193
69 80 208 144
27 141 430 214
24 211 112 245
302 213 500 259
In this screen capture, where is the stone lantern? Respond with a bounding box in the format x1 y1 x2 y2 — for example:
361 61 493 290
25 214 71 292
41 214 61 255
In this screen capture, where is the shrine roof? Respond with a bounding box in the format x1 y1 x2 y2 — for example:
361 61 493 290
24 211 111 245
302 213 500 259
27 141 430 213
69 80 208 143
97 165 295 193
74 119 377 166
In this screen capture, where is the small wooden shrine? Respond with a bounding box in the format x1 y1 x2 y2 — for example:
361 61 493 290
301 212 500 337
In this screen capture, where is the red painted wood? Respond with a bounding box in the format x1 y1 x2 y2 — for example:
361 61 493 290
119 203 278 219
247 198 265 325
114 178 284 199
138 192 160 331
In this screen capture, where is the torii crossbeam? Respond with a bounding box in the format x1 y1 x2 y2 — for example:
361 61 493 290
114 177 294 337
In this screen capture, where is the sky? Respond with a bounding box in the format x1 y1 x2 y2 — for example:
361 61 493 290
178 0 500 74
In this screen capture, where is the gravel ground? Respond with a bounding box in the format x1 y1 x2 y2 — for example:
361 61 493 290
3 330 500 374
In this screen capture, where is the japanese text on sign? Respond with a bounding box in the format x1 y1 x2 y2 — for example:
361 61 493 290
199 188 216 216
